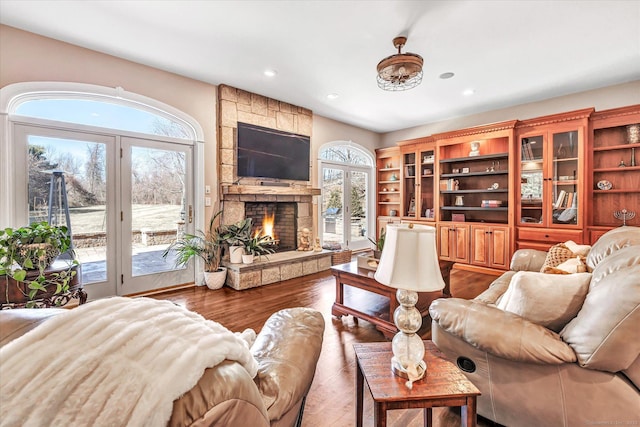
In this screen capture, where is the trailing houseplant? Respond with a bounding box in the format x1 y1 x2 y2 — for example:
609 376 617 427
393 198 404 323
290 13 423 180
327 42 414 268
163 210 227 289
0 221 78 305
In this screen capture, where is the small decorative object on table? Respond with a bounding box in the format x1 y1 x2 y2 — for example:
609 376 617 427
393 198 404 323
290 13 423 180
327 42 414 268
631 147 636 167
462 167 470 173
614 209 636 226
297 227 313 251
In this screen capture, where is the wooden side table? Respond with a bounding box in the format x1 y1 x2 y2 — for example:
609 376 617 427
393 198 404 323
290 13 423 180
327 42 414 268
354 341 480 427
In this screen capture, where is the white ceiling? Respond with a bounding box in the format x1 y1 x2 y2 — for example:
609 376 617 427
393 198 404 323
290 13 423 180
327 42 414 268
1 1 639 133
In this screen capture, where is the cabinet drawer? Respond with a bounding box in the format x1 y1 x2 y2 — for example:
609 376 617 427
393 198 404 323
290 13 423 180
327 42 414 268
517 228 584 244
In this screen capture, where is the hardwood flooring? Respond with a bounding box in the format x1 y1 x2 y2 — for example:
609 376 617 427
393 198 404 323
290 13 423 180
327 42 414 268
151 267 498 427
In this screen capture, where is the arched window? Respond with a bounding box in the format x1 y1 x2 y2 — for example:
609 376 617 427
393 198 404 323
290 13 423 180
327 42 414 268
1 82 205 299
318 142 374 251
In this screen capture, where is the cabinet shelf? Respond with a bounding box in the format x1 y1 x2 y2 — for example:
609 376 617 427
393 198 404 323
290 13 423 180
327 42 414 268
379 167 400 171
440 152 509 163
440 170 508 178
378 191 400 194
553 180 578 185
441 189 508 194
593 142 640 151
378 201 401 205
441 206 508 211
379 180 400 184
553 157 578 163
593 166 640 173
593 189 640 194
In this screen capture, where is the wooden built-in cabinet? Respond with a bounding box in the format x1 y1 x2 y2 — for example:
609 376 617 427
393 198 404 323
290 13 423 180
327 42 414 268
470 225 510 270
375 147 401 239
587 105 640 244
515 108 593 250
375 104 638 271
437 223 469 264
434 121 516 269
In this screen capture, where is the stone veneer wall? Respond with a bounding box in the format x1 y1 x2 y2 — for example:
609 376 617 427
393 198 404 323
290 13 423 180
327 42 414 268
217 84 313 187
217 84 315 233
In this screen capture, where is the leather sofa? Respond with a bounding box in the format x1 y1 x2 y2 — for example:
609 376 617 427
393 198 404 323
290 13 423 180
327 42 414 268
0 305 325 427
429 226 640 427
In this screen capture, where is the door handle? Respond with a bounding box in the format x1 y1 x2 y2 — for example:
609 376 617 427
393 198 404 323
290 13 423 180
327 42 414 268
189 205 193 223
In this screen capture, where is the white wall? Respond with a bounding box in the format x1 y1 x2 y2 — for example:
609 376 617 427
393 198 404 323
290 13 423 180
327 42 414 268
381 80 640 145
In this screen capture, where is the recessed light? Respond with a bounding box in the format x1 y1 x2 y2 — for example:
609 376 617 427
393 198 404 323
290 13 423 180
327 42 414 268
439 72 455 79
463 89 475 96
327 93 339 100
263 69 278 77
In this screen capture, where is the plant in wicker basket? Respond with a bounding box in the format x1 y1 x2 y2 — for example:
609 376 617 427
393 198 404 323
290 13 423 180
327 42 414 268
0 222 78 304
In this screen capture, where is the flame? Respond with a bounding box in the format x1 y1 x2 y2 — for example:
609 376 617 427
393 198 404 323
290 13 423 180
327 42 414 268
262 212 276 239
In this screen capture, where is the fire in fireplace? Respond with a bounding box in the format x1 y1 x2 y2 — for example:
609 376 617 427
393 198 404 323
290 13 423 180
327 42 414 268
244 202 297 252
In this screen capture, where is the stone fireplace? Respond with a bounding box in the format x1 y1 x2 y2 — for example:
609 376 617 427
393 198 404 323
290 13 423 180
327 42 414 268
217 84 332 290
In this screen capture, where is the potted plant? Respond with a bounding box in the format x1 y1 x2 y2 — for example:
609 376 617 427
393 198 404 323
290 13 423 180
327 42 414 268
241 232 276 264
368 228 386 259
219 218 252 263
163 210 227 289
0 221 78 307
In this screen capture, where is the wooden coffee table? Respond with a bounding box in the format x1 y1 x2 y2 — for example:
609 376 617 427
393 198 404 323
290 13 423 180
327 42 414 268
331 260 453 339
354 341 480 427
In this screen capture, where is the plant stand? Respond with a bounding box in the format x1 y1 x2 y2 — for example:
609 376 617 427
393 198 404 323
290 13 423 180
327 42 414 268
1 261 85 309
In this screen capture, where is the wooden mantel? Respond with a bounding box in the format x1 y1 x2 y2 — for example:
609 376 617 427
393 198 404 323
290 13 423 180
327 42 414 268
222 185 321 196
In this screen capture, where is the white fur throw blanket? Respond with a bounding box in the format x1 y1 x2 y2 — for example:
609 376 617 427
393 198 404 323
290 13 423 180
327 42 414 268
0 297 258 427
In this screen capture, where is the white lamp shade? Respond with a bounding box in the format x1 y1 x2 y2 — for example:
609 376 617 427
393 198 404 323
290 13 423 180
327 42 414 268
374 224 445 292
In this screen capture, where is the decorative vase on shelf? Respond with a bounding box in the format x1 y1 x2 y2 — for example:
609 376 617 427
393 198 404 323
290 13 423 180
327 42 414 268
454 195 465 206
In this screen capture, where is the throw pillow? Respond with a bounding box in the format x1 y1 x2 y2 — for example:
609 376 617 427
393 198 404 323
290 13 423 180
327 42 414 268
564 240 591 257
497 271 592 332
540 243 574 273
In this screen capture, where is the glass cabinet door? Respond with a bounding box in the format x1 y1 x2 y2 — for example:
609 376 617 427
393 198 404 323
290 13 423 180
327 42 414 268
419 149 435 219
519 135 544 224
551 130 579 225
402 152 417 218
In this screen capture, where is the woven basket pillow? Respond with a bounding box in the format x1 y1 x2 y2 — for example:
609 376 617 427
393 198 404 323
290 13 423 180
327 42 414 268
541 243 574 274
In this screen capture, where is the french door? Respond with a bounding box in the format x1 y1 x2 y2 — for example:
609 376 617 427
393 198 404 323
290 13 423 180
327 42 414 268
13 124 195 299
320 163 370 251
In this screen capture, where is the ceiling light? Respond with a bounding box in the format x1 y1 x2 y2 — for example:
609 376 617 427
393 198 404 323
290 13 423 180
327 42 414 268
327 93 339 100
263 69 277 77
463 89 475 96
439 72 455 79
376 36 423 91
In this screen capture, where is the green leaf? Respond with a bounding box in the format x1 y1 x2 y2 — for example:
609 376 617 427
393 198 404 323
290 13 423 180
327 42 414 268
13 269 27 281
23 258 33 269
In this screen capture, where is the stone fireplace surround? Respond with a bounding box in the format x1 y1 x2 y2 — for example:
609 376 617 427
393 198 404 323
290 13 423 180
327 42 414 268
217 85 332 290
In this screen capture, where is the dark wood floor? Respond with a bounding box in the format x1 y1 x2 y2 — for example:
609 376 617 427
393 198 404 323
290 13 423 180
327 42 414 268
151 267 498 427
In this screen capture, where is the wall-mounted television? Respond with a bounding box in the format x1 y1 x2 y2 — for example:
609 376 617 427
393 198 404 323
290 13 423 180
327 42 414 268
237 122 310 181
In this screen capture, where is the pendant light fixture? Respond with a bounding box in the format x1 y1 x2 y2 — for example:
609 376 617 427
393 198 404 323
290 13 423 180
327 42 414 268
376 36 424 91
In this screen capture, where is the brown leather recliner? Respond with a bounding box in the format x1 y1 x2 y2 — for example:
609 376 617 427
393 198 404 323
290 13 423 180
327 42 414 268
0 306 325 427
429 226 640 427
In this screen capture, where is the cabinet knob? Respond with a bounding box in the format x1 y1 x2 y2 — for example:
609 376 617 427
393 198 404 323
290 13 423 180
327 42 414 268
545 234 550 238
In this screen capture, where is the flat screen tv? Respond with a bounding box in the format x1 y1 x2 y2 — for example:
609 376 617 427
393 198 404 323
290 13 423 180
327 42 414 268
237 122 310 181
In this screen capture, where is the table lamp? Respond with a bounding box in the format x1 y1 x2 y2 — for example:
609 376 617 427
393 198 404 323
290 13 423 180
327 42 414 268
374 223 445 386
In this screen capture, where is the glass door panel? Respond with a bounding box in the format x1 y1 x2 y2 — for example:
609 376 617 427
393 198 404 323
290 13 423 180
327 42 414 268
551 131 579 225
120 137 194 295
321 167 344 248
402 152 416 218
349 170 369 250
519 135 544 224
14 126 118 297
419 149 435 219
